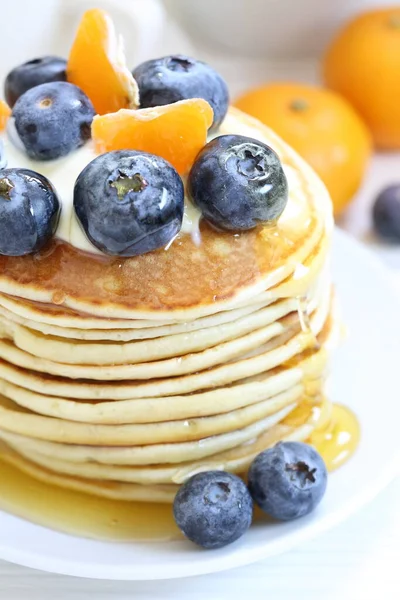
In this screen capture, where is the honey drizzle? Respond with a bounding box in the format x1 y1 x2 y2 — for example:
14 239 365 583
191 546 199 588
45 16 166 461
308 403 360 471
283 399 360 471
296 295 321 351
0 401 359 541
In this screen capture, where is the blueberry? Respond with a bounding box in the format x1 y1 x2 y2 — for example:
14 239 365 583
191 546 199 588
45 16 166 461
4 56 67 108
133 55 229 130
0 168 60 256
13 82 95 160
372 184 400 242
74 150 184 257
248 442 327 521
188 134 288 231
173 471 253 549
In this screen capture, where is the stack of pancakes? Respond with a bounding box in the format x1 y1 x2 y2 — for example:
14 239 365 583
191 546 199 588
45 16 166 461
0 109 335 503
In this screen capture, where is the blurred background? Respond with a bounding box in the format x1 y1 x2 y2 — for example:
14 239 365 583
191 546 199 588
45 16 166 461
1 0 400 271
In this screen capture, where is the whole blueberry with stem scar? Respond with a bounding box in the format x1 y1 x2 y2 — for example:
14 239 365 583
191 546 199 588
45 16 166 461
74 150 184 257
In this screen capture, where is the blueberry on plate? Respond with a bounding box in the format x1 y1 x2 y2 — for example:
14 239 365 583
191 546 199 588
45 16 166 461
132 55 229 130
4 56 67 108
74 150 184 257
372 184 400 242
248 441 327 521
188 134 288 231
0 168 60 256
13 81 95 160
173 471 253 549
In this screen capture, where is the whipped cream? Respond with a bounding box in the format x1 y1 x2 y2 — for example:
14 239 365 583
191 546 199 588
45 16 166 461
1 110 308 256
1 125 202 254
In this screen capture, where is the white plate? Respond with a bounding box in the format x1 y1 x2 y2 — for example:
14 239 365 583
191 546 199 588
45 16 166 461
0 228 399 580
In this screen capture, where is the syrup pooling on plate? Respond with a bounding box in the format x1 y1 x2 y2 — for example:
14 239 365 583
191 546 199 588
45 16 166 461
0 398 359 541
0 446 180 542
283 399 360 471
309 404 360 471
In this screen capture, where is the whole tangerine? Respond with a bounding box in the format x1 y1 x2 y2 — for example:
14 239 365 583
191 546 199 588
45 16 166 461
235 83 371 215
323 8 400 149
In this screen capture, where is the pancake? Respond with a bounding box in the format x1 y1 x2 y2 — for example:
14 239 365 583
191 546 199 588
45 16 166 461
0 292 321 366
0 365 305 424
0 316 330 400
0 392 326 479
0 285 330 385
0 257 328 342
0 109 332 321
0 389 300 446
0 299 267 340
2 414 312 485
0 107 336 516
0 293 180 330
0 444 179 503
0 399 314 504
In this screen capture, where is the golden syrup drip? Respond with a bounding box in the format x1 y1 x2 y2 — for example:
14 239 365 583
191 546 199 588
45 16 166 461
309 404 360 471
296 295 321 350
283 398 359 471
296 296 311 333
283 400 319 427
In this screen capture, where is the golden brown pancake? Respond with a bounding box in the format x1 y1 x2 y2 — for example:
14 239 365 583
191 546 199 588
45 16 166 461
0 109 332 320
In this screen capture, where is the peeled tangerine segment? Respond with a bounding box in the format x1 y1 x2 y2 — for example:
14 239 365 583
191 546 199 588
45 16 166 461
92 99 214 175
0 100 11 131
67 8 139 115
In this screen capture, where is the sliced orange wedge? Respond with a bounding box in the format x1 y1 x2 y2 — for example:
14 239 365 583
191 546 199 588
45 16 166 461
0 100 11 131
92 99 214 174
67 8 139 115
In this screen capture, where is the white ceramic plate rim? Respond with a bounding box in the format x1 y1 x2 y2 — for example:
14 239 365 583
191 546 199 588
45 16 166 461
0 228 399 580
0 463 395 580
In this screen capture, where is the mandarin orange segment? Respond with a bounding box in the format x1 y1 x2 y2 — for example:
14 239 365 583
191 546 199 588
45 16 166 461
0 100 11 131
67 8 139 115
92 99 214 174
